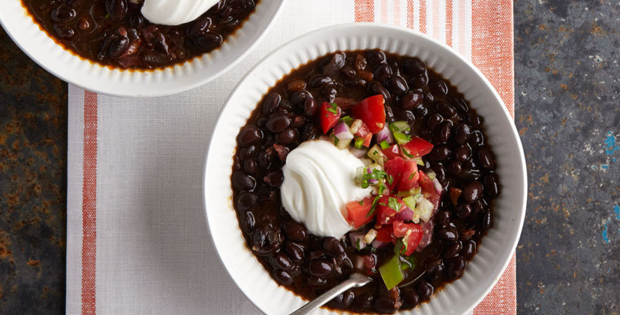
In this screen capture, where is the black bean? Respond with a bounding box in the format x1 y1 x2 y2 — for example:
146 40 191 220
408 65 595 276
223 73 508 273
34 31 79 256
430 80 449 96
323 237 345 259
232 171 256 191
291 90 312 108
447 256 467 279
454 123 472 144
309 74 333 87
452 98 470 113
304 98 318 116
469 130 485 148
368 82 391 101
409 74 428 89
187 17 212 37
373 63 393 82
447 161 463 175
483 173 501 198
460 229 476 241
462 240 477 259
237 125 263 147
272 269 293 286
463 181 483 204
108 36 130 60
308 250 325 260
195 33 223 50
374 296 400 314
366 50 386 64
320 87 337 103
425 92 435 103
472 198 487 215
385 76 409 96
340 65 357 79
344 78 367 87
322 52 346 77
308 276 327 286
401 288 420 308
285 242 305 263
353 292 373 310
257 149 274 169
263 171 283 187
431 163 447 185
287 79 307 92
53 24 75 39
51 4 76 22
417 281 434 301
467 112 484 128
477 146 496 170
238 145 256 160
482 208 494 232
436 101 456 118
445 241 463 259
402 57 426 74
308 259 333 276
262 92 281 114
426 259 445 284
265 114 291 133
251 224 283 255
276 128 299 145
437 122 452 143
289 264 302 276
429 145 451 161
242 211 255 232
426 113 444 131
454 204 472 218
454 144 472 162
235 192 257 212
415 106 429 119
436 210 451 226
329 291 355 309
273 252 294 271
384 105 395 123
282 221 308 242
402 91 423 110
438 226 459 242
301 123 319 141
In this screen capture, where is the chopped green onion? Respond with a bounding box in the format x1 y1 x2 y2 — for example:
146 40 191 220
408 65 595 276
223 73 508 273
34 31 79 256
379 254 404 290
408 171 417 180
340 115 354 125
402 195 417 210
380 140 390 150
388 197 402 212
359 200 364 205
389 121 410 132
386 174 393 185
393 132 412 145
378 184 386 195
326 103 339 114
354 137 365 149
367 195 381 217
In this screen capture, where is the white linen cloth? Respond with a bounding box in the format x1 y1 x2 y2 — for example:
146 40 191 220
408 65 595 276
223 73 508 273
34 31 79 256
66 1 516 314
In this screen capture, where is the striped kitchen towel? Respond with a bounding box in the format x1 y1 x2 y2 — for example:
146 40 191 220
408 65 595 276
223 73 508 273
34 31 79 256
66 0 516 314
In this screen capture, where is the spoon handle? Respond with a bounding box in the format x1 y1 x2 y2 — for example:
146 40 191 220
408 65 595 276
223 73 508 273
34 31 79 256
289 273 372 315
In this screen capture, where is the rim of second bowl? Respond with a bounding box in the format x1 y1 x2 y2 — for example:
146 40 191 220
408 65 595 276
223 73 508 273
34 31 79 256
203 23 527 315
0 0 286 97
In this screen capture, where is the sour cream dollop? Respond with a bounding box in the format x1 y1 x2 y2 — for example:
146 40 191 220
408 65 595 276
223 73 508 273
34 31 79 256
281 140 372 238
141 0 218 26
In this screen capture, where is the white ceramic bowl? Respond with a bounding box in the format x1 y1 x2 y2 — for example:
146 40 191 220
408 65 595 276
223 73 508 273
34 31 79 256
0 0 285 97
203 23 527 315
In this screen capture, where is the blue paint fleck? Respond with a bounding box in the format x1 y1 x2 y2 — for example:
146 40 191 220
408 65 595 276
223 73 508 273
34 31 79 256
601 165 609 170
614 205 620 220
614 158 618 162
604 132 619 155
592 165 598 170
602 220 610 243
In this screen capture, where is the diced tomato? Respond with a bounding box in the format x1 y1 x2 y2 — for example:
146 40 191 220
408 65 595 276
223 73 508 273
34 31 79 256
382 144 402 160
392 221 418 238
345 196 376 228
401 136 434 158
397 160 420 192
384 157 405 191
376 195 405 226
351 95 386 133
320 102 342 134
362 133 373 147
375 225 395 243
354 122 373 147
402 224 424 256
418 170 436 197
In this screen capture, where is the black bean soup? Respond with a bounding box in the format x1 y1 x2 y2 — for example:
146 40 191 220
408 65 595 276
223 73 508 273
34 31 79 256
21 0 259 70
231 49 500 313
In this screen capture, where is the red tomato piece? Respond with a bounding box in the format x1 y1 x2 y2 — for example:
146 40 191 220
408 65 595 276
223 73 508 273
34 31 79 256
362 133 373 147
351 95 386 133
355 123 373 148
418 170 437 197
320 102 342 134
402 224 424 256
384 157 405 191
376 195 405 226
392 221 418 238
374 225 395 243
382 144 402 160
401 136 434 158
345 196 376 228
397 160 420 192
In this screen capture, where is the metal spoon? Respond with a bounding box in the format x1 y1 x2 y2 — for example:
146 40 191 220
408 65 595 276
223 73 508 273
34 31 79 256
290 273 372 315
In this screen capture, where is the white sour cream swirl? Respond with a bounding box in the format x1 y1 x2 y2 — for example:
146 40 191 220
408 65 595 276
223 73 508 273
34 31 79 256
281 140 372 238
141 0 218 26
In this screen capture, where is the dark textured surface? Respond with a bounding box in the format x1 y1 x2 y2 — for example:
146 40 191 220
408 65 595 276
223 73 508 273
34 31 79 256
515 0 620 314
1 1 620 314
0 26 67 314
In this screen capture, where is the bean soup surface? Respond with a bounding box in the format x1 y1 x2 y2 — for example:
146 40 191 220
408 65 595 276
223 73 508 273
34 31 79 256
231 49 500 313
21 0 259 70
